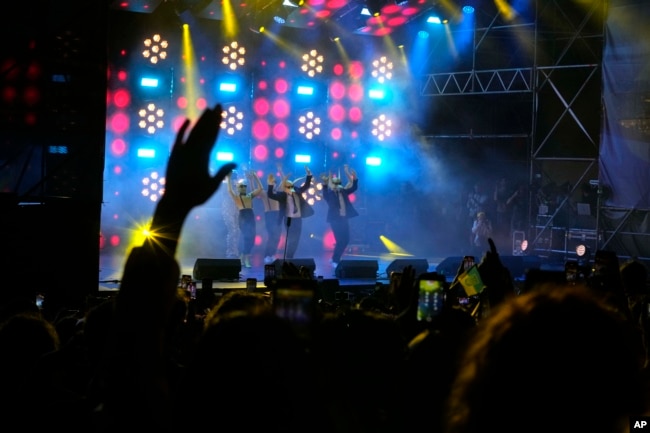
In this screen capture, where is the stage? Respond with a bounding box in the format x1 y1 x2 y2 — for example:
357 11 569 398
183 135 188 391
98 250 447 297
98 248 556 301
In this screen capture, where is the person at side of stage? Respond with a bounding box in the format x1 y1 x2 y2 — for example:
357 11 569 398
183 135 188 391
226 170 263 268
266 166 314 259
470 211 493 257
252 170 282 264
320 165 359 267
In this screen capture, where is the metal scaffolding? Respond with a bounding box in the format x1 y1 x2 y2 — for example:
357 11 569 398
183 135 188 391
417 0 649 264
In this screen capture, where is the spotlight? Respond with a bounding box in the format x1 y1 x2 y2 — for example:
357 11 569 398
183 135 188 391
512 230 527 255
300 49 324 77
521 239 529 252
462 5 475 14
426 16 445 24
273 8 289 24
575 244 591 269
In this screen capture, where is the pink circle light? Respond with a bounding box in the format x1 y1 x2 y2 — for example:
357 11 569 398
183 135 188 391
253 97 270 116
326 0 345 7
273 98 290 118
196 97 207 110
23 86 40 106
329 104 346 123
402 6 419 16
2 86 17 103
387 16 407 26
252 119 271 141
275 78 289 94
253 144 269 161
348 83 364 102
110 112 129 135
329 80 346 100
111 138 127 156
273 122 289 141
349 106 362 123
348 61 364 80
172 115 187 132
382 3 400 13
374 27 393 36
113 89 130 108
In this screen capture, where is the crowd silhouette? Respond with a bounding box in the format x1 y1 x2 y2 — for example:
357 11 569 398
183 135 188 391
2 104 649 432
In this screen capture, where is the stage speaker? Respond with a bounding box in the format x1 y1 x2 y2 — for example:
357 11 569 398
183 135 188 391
434 255 542 282
385 258 430 277
335 260 378 279
273 258 316 278
434 256 464 281
500 255 542 280
193 258 241 281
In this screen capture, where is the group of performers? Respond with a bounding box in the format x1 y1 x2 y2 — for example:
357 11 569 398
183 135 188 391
225 165 358 268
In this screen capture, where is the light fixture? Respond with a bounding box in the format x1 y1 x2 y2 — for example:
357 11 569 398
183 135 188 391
426 15 445 24
300 49 324 77
298 111 321 140
575 244 591 270
222 41 246 71
272 5 290 24
142 34 168 65
371 56 393 83
364 0 389 16
138 103 165 134
462 4 475 14
141 171 166 202
220 106 244 136
512 230 527 255
371 114 392 141
365 156 382 166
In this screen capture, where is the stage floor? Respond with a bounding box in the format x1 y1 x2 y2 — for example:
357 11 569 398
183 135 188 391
98 245 560 298
98 250 447 294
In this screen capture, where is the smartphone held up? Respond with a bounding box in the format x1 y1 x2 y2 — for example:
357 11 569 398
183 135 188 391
417 273 446 322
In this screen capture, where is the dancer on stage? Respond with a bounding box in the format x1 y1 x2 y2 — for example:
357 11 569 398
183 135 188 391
252 170 282 264
267 166 314 259
226 170 262 268
320 164 359 267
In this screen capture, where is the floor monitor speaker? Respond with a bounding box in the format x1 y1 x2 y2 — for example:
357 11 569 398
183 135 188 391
193 258 241 281
434 255 542 281
273 258 317 278
335 259 378 279
385 258 430 277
